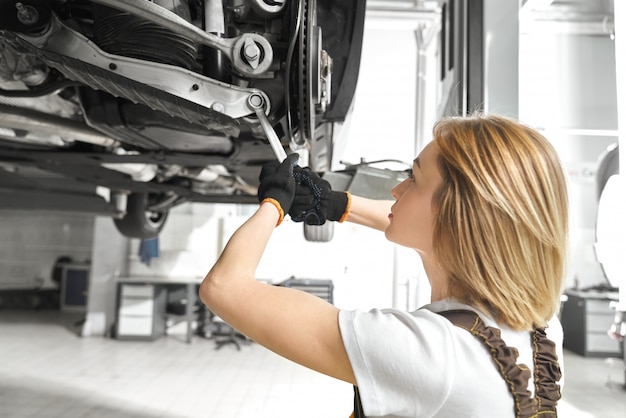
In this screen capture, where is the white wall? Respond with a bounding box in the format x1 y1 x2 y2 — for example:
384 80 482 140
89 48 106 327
124 202 428 312
617 0 626 166
0 211 94 289
249 218 427 311
484 0 520 117
334 5 443 169
337 22 420 167
83 216 129 337
519 28 618 289
126 203 233 279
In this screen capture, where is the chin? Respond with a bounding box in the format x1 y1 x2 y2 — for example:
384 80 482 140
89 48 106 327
384 227 394 243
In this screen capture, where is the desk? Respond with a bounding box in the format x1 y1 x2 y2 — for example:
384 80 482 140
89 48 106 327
561 289 622 357
116 276 202 344
0 288 59 309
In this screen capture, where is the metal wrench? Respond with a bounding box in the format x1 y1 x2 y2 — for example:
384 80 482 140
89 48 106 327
247 94 288 163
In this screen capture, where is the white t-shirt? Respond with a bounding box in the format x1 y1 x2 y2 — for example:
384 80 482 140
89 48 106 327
338 299 564 418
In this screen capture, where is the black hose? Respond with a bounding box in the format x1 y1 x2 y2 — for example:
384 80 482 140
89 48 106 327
0 79 81 98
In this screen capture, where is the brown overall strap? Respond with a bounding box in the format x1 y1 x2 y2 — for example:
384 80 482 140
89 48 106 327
352 386 365 418
438 310 561 418
351 310 561 418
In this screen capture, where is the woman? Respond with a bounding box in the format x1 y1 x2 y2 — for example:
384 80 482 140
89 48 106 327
199 114 568 417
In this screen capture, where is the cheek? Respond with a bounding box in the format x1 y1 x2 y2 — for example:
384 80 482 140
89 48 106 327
409 199 437 250
386 197 434 249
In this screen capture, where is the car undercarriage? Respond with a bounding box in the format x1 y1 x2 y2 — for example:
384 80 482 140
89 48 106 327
0 0 365 238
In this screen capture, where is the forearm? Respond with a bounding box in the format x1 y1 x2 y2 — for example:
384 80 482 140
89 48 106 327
346 195 392 232
200 202 277 307
199 202 356 384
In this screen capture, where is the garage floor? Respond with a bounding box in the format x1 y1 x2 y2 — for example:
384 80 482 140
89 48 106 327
1 310 625 418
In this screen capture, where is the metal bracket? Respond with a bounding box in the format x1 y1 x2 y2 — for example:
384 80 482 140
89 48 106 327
90 0 274 76
15 16 269 120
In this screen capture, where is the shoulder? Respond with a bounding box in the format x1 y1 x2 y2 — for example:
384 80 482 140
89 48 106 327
338 307 459 368
338 304 510 416
339 309 453 342
338 300 494 350
339 307 459 415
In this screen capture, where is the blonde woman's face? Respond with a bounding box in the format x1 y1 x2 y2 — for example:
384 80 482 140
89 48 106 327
385 141 443 254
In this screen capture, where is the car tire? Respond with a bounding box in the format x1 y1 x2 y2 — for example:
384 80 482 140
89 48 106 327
303 222 334 242
114 192 169 239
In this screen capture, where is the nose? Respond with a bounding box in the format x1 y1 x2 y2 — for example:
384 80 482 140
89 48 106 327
391 178 409 200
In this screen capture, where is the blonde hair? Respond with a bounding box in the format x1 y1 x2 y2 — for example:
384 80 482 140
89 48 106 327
432 114 569 330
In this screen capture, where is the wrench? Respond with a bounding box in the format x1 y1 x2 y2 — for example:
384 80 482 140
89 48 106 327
247 94 288 162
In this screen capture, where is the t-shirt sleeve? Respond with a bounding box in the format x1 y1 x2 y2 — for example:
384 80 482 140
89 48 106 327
339 308 458 417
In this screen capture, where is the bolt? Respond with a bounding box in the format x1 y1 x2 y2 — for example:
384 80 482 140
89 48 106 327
248 94 263 109
244 43 259 61
192 84 199 91
233 6 245 18
242 38 261 69
109 63 117 70
211 102 225 113
15 2 39 25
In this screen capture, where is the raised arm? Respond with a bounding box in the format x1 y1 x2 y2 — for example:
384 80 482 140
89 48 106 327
200 202 356 384
290 166 393 232
345 195 393 232
199 157 356 385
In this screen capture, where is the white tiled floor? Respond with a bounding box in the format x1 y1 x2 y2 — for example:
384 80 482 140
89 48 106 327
1 310 626 418
0 311 351 418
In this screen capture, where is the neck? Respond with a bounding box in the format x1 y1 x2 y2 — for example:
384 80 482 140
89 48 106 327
421 255 448 302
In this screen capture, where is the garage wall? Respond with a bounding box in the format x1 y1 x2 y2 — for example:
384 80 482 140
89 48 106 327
124 202 428 311
217 214 398 309
125 203 232 279
519 28 618 290
251 218 421 310
82 216 129 337
0 211 94 289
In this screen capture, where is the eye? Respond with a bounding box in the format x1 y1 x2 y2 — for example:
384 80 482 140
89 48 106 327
405 168 414 180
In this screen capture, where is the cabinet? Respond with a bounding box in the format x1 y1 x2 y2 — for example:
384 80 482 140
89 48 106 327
116 284 166 341
279 278 334 304
561 290 622 357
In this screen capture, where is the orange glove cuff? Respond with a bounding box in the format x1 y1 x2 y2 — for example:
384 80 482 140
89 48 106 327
261 197 285 226
338 192 352 223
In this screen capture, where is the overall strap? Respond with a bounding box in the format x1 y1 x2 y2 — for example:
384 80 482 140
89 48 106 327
351 386 365 418
350 310 562 418
439 309 561 418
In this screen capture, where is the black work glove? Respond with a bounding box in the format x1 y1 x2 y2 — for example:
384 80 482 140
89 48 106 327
290 166 351 225
258 153 300 225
